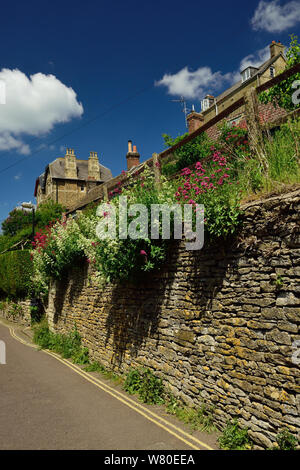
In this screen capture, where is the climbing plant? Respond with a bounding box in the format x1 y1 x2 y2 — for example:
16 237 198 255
259 35 300 111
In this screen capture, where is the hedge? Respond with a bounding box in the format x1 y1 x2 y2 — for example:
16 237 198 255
0 250 33 298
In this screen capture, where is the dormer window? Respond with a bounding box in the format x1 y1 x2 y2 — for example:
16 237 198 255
241 66 258 83
270 66 275 78
201 95 214 111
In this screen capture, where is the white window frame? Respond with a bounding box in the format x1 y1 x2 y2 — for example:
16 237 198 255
201 98 209 111
270 66 275 78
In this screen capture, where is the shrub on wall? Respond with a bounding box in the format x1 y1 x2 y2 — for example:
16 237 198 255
259 35 300 111
161 132 213 176
0 250 33 298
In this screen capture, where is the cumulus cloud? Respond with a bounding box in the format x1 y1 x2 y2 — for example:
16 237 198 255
155 66 235 101
0 69 83 154
239 45 270 71
156 42 279 103
251 0 300 32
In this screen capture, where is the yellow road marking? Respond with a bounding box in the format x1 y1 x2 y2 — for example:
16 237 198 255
1 320 214 451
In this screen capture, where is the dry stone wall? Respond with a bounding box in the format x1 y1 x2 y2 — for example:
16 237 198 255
46 189 300 448
0 299 31 326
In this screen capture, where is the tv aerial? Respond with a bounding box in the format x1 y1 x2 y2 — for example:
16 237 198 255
170 96 194 128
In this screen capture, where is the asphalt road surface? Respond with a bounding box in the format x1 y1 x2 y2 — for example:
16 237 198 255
0 321 218 450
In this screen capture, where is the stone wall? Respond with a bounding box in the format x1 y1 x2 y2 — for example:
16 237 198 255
46 188 300 448
0 299 31 326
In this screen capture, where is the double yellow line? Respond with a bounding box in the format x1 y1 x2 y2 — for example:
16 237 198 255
3 321 214 451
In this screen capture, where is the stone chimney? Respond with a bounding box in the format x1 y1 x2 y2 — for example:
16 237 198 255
88 151 101 180
269 40 285 58
186 110 204 134
64 148 77 179
126 140 140 170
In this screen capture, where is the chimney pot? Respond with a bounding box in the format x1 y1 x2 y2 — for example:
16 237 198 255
186 111 204 134
126 141 140 170
270 40 285 58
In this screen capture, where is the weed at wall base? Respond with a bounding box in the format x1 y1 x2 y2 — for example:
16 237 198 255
32 319 89 365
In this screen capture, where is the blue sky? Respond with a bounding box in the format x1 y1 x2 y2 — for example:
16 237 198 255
0 0 300 226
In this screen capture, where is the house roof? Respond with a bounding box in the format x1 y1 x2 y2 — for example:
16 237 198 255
215 52 285 105
48 157 112 182
34 157 113 196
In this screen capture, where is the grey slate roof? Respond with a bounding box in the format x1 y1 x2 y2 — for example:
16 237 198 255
48 158 112 182
215 53 284 104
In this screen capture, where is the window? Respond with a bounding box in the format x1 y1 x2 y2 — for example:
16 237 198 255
241 68 251 83
80 186 85 192
270 66 275 78
201 96 214 112
241 66 258 83
201 99 209 111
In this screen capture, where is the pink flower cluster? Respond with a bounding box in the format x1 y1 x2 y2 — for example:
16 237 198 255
109 181 122 199
32 227 52 253
175 152 232 204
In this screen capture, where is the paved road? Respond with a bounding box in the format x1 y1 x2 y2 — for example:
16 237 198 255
0 321 217 450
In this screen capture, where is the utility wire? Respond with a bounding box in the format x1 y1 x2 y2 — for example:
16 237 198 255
0 84 153 176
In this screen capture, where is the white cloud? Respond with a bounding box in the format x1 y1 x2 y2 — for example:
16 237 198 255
156 43 276 103
14 173 22 180
251 0 300 32
0 69 83 154
239 46 270 71
155 66 235 101
0 132 30 154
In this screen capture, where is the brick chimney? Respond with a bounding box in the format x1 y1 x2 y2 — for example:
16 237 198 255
64 148 77 178
126 140 140 170
269 40 285 58
88 151 100 180
186 109 204 134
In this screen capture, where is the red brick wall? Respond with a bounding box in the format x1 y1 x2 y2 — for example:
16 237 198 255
203 102 287 142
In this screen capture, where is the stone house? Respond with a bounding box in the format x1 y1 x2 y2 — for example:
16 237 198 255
187 40 288 138
34 148 113 209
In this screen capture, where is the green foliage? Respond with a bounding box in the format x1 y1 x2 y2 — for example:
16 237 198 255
32 218 86 286
0 201 65 254
165 392 215 432
161 131 213 175
1 201 64 237
29 305 40 324
35 201 65 228
123 367 165 405
259 35 300 111
32 320 89 364
217 121 250 165
0 250 33 299
1 208 33 237
218 419 252 450
263 118 300 185
84 361 121 381
221 117 300 196
274 429 298 450
123 368 143 395
93 168 169 283
138 368 165 404
201 180 241 239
